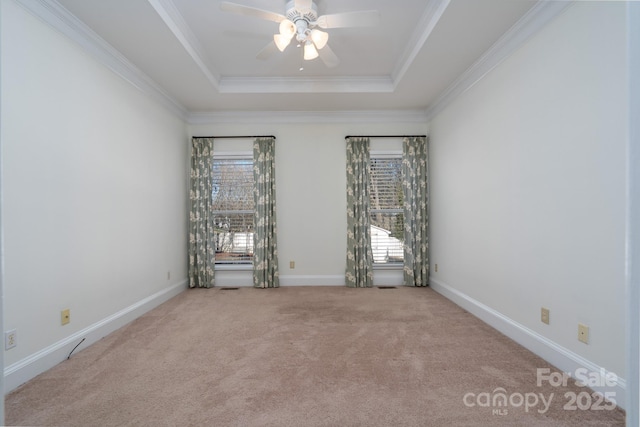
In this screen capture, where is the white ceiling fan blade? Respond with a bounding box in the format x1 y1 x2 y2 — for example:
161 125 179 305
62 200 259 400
294 0 313 13
220 2 285 23
318 43 339 68
316 10 380 29
256 41 279 60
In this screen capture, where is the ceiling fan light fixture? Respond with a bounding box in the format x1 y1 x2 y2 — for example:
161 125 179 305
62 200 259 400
221 0 379 67
274 33 293 52
310 29 328 50
303 41 319 60
279 19 296 38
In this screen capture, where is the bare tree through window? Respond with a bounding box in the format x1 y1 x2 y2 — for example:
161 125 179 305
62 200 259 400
212 158 254 264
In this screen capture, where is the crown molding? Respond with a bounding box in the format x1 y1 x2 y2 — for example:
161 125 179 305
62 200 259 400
392 0 451 86
14 0 189 120
187 109 428 125
424 0 572 122
218 76 394 94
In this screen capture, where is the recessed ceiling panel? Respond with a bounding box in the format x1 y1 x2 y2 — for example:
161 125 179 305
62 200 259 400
175 0 428 78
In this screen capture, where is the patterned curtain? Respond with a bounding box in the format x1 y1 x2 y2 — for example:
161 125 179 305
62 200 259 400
253 137 280 288
402 136 429 287
345 137 374 288
189 137 215 288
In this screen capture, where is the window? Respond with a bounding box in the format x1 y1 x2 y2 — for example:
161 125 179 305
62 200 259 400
370 155 404 264
212 157 254 264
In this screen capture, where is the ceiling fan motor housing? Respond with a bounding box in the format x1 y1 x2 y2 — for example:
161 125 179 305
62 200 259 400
285 0 318 26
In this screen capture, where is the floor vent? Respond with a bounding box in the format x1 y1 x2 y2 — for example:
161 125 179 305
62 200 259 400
377 286 397 289
220 287 239 291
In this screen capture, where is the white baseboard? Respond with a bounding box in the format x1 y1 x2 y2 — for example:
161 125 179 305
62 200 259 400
215 273 347 287
4 280 188 393
217 271 403 287
279 275 345 287
279 271 404 287
429 277 627 410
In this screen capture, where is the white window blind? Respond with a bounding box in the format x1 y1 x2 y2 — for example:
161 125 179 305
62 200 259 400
370 156 404 264
212 158 254 264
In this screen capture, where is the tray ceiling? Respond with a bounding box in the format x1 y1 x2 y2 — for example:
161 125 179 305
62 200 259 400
41 0 553 117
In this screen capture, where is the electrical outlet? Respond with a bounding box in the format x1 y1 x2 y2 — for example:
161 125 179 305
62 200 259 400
541 307 550 325
167 271 171 280
5 330 17 350
578 323 589 344
435 263 438 272
289 261 295 269
61 309 70 326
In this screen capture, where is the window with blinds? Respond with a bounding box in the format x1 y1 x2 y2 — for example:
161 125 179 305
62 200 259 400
212 158 254 264
370 156 404 264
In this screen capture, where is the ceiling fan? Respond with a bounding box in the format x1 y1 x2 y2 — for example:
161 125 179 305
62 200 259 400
220 0 379 68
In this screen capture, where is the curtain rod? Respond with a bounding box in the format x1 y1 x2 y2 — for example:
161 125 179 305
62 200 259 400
192 135 276 139
345 135 426 139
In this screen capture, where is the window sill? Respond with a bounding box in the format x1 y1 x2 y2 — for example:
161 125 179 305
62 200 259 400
214 264 253 271
373 263 403 270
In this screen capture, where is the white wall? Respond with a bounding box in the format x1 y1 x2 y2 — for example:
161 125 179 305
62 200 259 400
1 0 189 389
429 0 627 384
189 121 427 287
0 0 5 418
627 2 640 423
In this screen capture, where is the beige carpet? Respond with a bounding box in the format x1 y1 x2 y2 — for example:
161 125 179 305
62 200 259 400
5 286 625 426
